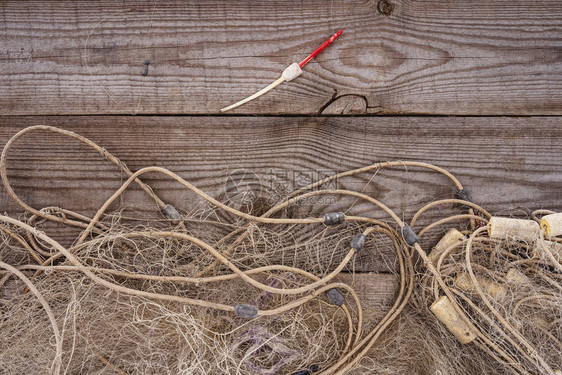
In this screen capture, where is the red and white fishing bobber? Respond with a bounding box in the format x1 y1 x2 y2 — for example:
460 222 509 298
221 30 343 112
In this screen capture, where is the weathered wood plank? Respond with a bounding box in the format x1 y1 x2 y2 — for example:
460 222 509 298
0 116 560 272
1 1 560 115
336 273 398 308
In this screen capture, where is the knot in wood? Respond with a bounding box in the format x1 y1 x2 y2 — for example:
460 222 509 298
377 0 393 15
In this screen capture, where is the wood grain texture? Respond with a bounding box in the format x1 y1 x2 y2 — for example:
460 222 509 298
336 273 398 308
1 116 560 272
1 0 560 115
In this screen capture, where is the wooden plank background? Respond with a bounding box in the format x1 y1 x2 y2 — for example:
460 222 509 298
1 0 561 115
0 2 561 363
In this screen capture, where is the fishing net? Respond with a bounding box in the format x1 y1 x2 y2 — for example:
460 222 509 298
0 126 560 375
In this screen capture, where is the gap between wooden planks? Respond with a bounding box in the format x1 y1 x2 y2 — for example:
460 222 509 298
1 0 561 115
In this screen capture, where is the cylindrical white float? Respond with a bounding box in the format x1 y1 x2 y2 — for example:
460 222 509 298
431 295 477 344
488 217 539 242
540 212 562 237
428 228 465 264
455 272 506 299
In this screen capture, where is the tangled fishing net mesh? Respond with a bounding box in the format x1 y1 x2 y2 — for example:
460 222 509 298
0 125 560 375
